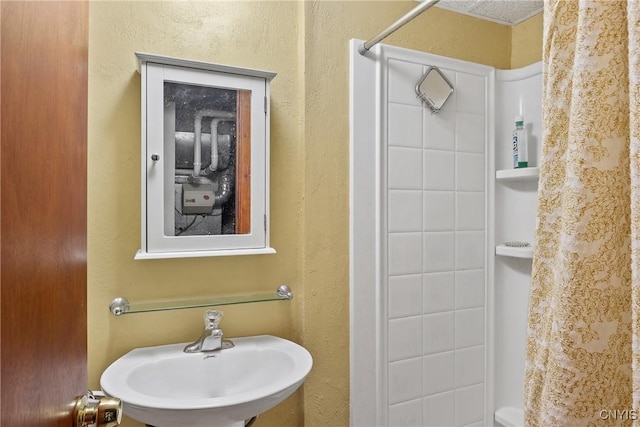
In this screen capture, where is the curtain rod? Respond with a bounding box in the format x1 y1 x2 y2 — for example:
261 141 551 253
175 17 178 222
358 0 441 55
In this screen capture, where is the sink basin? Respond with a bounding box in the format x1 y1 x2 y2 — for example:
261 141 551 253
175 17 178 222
100 335 313 427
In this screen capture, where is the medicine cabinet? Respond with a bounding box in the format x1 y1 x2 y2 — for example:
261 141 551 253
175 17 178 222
135 53 276 259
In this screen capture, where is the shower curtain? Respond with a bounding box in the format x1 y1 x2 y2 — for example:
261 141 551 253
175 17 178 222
525 0 640 425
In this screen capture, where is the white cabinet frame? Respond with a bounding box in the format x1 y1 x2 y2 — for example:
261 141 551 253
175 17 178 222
135 53 276 259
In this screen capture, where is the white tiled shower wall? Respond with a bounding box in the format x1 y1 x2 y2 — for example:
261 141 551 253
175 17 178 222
386 58 487 427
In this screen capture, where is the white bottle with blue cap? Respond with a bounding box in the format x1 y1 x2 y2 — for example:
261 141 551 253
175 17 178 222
512 115 528 168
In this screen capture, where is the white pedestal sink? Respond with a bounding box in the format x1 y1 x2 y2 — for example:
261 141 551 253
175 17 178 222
100 335 313 427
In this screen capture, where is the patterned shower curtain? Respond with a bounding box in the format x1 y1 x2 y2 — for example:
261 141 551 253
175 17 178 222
525 0 640 425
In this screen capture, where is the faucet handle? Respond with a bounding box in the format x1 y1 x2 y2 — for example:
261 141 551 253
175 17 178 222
204 310 223 328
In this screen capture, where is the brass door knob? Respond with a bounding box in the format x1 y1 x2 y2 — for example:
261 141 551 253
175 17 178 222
73 391 122 427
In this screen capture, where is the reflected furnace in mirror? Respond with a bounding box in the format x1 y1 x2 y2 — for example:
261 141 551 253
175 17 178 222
416 66 454 114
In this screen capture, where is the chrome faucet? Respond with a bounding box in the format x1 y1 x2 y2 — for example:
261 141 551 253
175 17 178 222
183 310 233 353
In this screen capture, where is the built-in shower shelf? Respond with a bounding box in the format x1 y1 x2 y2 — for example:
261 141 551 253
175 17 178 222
495 406 524 427
495 244 533 259
496 167 539 182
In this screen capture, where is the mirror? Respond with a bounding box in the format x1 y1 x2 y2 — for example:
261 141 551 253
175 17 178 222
164 82 250 237
415 66 454 113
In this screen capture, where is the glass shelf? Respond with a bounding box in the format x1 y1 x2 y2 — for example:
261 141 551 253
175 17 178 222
109 285 293 316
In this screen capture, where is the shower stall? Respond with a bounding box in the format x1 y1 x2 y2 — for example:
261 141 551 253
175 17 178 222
350 39 541 426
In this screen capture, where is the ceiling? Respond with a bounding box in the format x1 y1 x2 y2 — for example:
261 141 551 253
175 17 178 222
435 0 544 26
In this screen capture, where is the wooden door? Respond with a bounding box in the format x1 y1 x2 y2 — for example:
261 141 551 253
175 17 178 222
1 2 89 426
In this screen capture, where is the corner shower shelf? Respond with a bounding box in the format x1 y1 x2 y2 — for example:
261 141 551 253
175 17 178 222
495 245 534 259
496 167 539 182
495 406 524 427
109 285 293 316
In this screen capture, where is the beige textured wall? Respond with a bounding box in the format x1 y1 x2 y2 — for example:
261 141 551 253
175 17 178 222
300 3 510 425
511 13 544 68
88 2 524 426
88 2 303 426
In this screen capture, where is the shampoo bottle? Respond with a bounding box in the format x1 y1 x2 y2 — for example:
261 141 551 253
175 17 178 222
513 116 528 168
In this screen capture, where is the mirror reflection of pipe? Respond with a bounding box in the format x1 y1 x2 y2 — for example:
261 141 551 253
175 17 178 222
175 174 212 185
193 116 203 177
208 119 221 173
214 166 234 206
176 169 204 176
192 110 236 180
175 133 232 170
